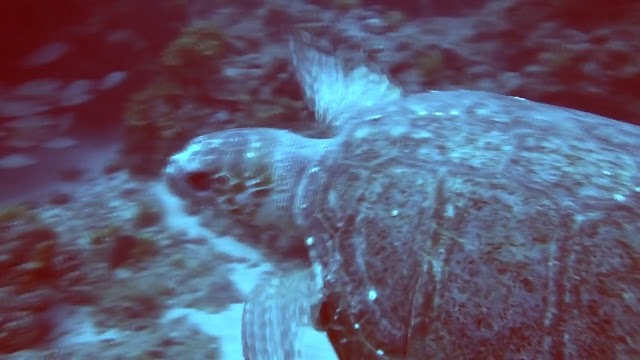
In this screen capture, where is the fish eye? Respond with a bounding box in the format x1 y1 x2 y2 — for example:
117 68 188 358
186 171 212 192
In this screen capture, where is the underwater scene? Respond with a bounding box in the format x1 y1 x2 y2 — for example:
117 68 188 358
1 0 639 359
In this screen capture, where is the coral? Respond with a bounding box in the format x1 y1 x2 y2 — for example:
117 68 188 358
161 21 228 84
331 0 362 10
120 78 191 177
537 41 580 75
117 19 310 177
0 206 58 292
383 10 406 31
96 273 171 329
0 310 53 354
0 205 61 353
418 48 444 82
118 21 229 177
90 226 160 272
133 200 163 229
48 192 73 206
547 0 630 27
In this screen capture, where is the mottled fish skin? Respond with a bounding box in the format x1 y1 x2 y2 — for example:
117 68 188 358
165 38 640 359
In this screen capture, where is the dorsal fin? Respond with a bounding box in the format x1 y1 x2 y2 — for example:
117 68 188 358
289 35 403 132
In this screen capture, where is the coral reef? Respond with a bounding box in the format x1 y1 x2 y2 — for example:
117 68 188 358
119 22 231 177
0 206 95 354
120 78 194 177
118 20 310 177
161 21 229 84
95 273 171 329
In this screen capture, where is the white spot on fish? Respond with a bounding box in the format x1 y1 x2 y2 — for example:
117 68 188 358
305 236 314 246
246 151 256 158
368 289 377 301
449 109 460 116
613 194 625 202
391 209 399 217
